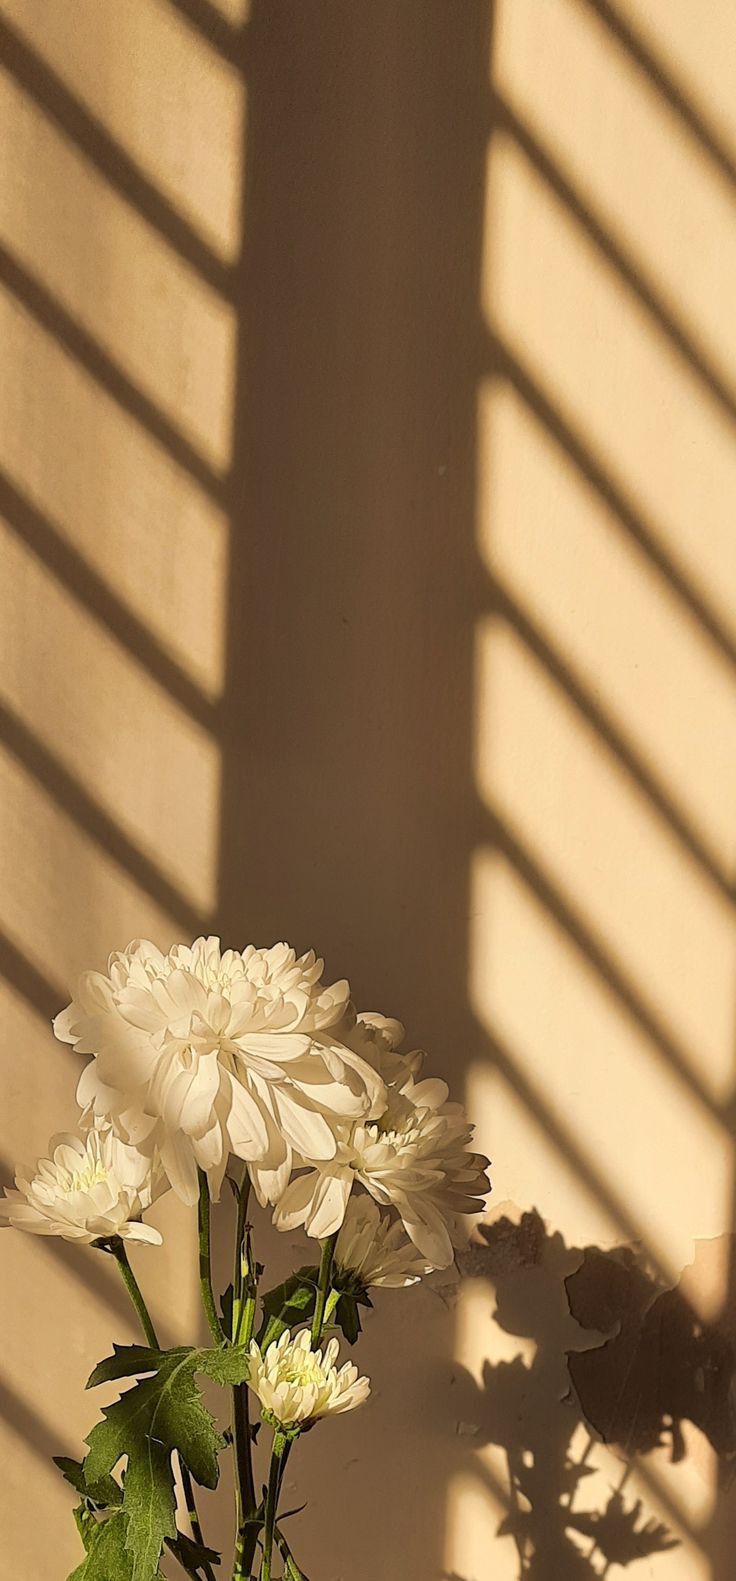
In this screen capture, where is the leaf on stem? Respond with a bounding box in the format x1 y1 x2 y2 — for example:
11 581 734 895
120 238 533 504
73 1502 98 1553
81 1344 250 1581
166 1531 221 1570
334 1293 364 1345
55 1455 123 1509
257 1268 319 1349
67 1511 165 1581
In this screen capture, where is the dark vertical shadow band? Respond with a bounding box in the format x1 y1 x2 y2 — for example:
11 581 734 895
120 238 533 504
215 4 492 1576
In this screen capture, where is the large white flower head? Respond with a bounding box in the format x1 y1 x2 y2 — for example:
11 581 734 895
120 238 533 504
334 1193 433 1289
248 1328 370 1430
53 938 386 1205
274 1016 491 1268
0 1124 166 1245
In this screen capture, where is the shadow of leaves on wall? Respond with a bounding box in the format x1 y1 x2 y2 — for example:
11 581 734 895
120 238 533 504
451 1210 736 1579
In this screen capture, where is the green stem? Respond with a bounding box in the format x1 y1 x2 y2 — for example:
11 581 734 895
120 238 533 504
110 1242 215 1581
113 1240 159 1348
231 1174 258 1580
310 1232 338 1346
275 1524 307 1581
232 1173 250 1341
260 1432 287 1581
197 1169 227 1347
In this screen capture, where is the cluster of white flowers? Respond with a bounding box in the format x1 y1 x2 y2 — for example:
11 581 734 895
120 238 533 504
274 1012 489 1270
2 938 490 1278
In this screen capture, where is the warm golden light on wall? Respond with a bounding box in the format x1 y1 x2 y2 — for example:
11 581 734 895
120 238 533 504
445 2 736 1577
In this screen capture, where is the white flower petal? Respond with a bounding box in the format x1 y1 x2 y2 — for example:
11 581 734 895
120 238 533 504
272 1090 337 1161
272 1171 318 1231
306 1172 353 1240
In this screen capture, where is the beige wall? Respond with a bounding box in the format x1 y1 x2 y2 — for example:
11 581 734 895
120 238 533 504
1 3 735 1578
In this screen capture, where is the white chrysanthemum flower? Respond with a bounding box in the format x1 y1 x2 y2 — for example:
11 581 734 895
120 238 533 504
334 1193 432 1288
274 1022 490 1268
53 938 385 1205
0 1125 166 1245
248 1328 370 1430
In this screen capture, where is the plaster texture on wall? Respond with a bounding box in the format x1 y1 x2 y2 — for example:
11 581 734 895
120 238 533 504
1 3 735 1579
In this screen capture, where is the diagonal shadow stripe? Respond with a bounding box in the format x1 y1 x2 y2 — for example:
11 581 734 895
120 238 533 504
0 470 217 735
0 13 233 300
0 239 227 508
0 1172 132 1333
477 803 722 1131
479 1016 670 1287
486 332 736 678
0 1373 74 1465
495 93 736 433
0 698 211 938
582 0 736 192
162 0 249 68
483 571 736 910
0 928 62 1022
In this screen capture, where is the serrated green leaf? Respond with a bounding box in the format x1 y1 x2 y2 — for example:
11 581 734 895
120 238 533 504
67 1511 165 1581
257 1267 319 1349
56 1457 89 1498
87 1345 194 1390
55 1454 123 1508
85 1352 223 1489
166 1531 221 1569
123 1434 176 1581
83 1348 227 1581
198 1344 250 1386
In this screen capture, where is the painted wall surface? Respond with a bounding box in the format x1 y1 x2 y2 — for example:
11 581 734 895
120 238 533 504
1 3 735 1579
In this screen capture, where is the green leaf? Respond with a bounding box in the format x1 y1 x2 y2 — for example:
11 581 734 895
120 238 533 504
198 1344 251 1387
86 1340 250 1390
55 1454 123 1508
166 1531 221 1570
67 1511 165 1581
257 1267 319 1349
85 1353 223 1487
334 1293 362 1345
83 1347 228 1581
73 1502 98 1553
87 1345 194 1389
122 1435 176 1581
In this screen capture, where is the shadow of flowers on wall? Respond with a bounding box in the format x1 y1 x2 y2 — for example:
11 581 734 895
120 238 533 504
450 1210 736 1578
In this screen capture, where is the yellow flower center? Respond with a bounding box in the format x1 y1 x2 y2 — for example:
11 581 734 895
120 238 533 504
65 1159 108 1194
281 1353 324 1388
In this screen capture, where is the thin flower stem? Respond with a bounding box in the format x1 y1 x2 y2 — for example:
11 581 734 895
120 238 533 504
113 1240 160 1348
231 1173 259 1581
275 1523 307 1581
232 1173 251 1339
197 1169 227 1347
109 1241 216 1581
248 1233 336 1578
310 1232 338 1346
260 1431 287 1581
